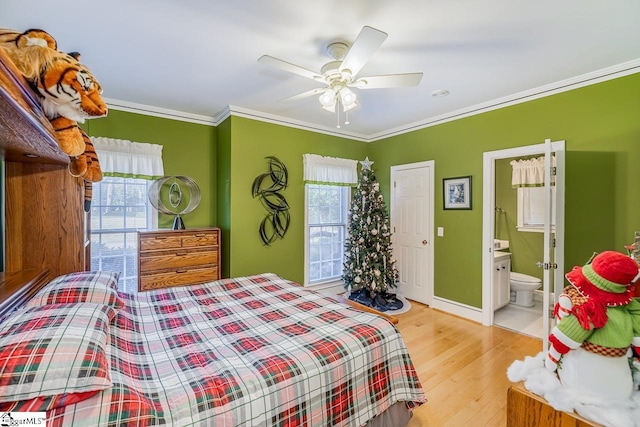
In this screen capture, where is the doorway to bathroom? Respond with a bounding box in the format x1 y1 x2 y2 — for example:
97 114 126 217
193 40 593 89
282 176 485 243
481 139 565 351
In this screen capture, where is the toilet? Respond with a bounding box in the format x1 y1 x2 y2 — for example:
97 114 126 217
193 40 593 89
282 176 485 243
509 272 541 307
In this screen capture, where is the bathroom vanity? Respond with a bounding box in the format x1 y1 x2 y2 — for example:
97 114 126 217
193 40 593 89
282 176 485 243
494 251 511 309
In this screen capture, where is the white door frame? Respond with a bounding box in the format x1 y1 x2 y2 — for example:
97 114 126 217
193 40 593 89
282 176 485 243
390 160 435 306
481 141 565 335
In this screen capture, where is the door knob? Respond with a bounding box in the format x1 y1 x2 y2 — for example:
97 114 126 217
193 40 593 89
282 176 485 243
422 240 428 245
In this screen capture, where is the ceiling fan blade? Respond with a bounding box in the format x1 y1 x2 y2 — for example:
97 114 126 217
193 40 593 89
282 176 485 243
352 72 423 89
280 87 325 102
258 55 323 81
339 26 388 77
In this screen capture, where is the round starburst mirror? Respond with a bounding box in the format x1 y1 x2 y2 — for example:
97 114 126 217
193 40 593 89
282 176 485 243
148 175 201 229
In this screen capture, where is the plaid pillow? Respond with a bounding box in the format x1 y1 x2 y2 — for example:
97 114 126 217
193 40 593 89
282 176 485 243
26 271 124 312
0 303 113 411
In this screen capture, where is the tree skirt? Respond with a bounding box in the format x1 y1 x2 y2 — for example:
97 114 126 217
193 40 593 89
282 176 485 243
384 295 411 315
348 289 411 314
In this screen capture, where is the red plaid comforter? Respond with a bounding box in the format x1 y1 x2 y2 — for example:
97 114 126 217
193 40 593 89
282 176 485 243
49 273 426 426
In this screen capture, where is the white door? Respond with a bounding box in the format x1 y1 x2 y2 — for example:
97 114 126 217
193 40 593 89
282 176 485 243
542 139 565 350
390 161 434 305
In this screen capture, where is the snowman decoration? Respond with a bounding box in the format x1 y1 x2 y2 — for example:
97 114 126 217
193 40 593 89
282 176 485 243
546 251 640 401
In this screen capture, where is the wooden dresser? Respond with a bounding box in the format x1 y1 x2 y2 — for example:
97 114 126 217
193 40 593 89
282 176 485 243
137 228 221 291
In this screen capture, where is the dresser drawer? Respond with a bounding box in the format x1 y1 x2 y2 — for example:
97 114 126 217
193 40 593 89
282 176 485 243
140 231 218 252
139 266 219 291
182 232 218 248
139 249 218 273
139 235 183 251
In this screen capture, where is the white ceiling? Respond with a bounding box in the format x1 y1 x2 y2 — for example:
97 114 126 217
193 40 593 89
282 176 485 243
3 0 640 140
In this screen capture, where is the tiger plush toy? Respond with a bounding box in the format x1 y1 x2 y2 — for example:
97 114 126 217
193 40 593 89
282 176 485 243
70 128 102 212
0 28 107 211
0 28 107 157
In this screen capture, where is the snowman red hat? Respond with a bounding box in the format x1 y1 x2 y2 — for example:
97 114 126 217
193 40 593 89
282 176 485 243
564 251 639 328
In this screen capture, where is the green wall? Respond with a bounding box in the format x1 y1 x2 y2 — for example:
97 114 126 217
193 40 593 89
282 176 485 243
82 72 639 310
369 72 640 308
222 117 368 284
84 110 216 228
216 118 232 278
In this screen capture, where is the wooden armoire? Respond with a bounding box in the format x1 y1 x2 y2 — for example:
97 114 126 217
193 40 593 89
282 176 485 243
0 47 87 282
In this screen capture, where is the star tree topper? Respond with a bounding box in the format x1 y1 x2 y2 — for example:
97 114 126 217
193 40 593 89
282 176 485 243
360 157 374 171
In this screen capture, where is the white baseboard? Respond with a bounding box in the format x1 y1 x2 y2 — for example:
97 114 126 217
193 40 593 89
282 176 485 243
431 296 483 323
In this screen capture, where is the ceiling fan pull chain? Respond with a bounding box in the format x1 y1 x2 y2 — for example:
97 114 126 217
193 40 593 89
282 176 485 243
336 105 341 128
345 110 350 125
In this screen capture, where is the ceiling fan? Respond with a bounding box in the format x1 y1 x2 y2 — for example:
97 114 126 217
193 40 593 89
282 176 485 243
258 26 423 127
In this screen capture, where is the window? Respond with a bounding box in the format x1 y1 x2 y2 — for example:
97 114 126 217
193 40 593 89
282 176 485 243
511 155 556 233
89 136 164 292
91 177 157 292
516 186 556 232
305 184 350 285
302 154 357 287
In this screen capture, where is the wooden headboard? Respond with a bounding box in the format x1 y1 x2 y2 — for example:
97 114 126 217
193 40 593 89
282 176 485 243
0 270 49 324
0 47 87 311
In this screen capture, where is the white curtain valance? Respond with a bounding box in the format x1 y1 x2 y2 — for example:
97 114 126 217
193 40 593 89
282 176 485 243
303 154 358 186
92 137 164 180
510 156 555 187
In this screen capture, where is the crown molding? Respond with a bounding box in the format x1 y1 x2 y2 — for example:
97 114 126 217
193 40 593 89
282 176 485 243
104 59 640 141
103 98 218 126
226 105 370 141
367 58 640 141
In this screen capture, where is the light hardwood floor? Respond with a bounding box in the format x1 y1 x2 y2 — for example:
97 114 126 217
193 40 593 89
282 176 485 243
395 301 543 427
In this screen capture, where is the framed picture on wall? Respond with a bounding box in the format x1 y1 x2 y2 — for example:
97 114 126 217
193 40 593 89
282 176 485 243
443 176 472 210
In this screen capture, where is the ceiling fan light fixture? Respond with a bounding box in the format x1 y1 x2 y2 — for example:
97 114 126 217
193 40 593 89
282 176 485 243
339 87 357 107
319 88 336 107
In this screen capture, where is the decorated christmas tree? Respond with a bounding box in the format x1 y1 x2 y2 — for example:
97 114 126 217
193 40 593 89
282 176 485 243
343 157 402 311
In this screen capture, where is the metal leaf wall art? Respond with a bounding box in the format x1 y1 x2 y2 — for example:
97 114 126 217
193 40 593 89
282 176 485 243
251 156 290 245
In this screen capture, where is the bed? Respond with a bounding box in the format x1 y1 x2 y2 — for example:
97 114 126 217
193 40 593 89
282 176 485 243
0 270 426 426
